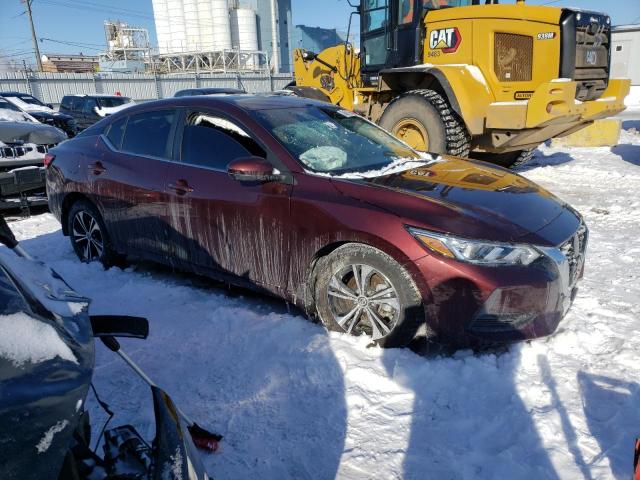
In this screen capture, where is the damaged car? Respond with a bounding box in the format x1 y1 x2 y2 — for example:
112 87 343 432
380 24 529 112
46 95 588 348
1 98 67 210
0 92 77 137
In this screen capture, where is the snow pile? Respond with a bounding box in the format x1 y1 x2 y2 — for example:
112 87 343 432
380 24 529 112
0 312 77 367
4 122 640 479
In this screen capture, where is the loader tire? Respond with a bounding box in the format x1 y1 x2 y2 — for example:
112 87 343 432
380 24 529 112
379 89 471 157
471 148 536 169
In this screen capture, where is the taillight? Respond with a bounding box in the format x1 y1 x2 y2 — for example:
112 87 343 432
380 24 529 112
44 153 55 168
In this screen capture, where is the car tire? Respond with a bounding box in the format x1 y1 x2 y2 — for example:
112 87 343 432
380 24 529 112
67 200 122 267
379 89 471 157
314 243 424 348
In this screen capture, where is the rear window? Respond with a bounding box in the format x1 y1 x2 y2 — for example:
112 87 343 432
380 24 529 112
121 110 175 159
106 117 127 149
98 97 131 108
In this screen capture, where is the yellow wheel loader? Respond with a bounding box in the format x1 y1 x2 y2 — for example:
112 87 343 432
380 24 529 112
291 0 630 167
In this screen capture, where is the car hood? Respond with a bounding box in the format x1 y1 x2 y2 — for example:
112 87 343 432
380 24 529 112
331 156 578 246
0 121 67 144
30 111 73 121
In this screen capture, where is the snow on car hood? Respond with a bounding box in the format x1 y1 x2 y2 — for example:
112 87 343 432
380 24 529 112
0 312 78 367
95 101 135 118
331 156 576 244
0 121 67 144
0 109 37 123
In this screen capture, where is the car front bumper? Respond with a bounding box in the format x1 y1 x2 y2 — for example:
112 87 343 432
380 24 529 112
412 225 587 345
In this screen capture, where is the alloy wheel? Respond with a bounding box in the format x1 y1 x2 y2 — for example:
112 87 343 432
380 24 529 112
327 264 400 341
71 210 104 262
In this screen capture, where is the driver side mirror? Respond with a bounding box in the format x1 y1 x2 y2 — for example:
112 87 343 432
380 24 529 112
227 157 284 183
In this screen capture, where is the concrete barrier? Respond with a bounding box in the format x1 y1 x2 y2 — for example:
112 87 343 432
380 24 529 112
552 119 622 148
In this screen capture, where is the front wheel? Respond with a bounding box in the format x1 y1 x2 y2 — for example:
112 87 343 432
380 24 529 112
379 89 471 157
67 200 121 267
314 244 424 348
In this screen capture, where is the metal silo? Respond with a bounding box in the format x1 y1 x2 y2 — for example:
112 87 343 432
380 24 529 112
183 0 200 51
210 0 232 50
167 0 187 52
230 8 258 51
151 0 171 54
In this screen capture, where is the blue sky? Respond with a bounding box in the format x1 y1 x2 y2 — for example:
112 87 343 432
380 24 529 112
1 0 639 64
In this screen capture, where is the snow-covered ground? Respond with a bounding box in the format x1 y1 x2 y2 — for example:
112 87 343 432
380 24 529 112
5 119 640 479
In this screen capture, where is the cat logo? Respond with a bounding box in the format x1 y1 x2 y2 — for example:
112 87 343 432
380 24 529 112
428 28 462 54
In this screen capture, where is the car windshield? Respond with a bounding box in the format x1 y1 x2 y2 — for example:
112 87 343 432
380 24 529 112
98 97 131 108
254 107 424 175
0 99 22 113
16 95 44 106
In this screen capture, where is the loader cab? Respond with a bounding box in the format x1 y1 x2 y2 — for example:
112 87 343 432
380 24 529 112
360 0 475 84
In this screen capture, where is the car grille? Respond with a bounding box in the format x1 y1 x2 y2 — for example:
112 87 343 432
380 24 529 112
0 143 57 158
559 222 588 287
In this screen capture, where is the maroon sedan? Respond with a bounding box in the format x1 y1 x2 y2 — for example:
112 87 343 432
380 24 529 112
46 95 587 347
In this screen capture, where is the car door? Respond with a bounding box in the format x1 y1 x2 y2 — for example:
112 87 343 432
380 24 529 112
90 109 178 260
165 109 292 292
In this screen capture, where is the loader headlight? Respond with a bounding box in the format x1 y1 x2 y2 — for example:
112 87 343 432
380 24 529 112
407 227 541 266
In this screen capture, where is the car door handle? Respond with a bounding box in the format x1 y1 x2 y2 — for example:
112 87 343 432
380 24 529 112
168 180 194 196
88 162 106 175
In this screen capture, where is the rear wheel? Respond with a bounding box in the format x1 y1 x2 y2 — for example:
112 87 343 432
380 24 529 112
67 200 121 267
379 89 471 157
314 244 424 348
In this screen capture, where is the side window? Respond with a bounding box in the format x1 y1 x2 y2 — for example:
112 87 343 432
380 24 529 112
83 98 98 114
121 110 175 159
60 96 72 110
70 97 84 112
181 112 266 170
398 0 414 25
105 117 127 149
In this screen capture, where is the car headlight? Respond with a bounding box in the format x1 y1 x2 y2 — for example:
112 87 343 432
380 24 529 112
407 227 541 266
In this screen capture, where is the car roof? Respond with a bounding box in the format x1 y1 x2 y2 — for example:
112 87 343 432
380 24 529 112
63 94 129 99
114 94 331 116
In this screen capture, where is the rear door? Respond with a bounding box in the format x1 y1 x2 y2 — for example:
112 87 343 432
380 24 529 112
91 109 178 260
165 109 292 291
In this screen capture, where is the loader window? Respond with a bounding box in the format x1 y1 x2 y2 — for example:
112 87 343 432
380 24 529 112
398 0 414 24
363 0 388 33
423 0 472 9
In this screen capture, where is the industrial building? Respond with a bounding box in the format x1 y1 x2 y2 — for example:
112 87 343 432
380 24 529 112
41 54 99 73
292 25 344 54
612 25 640 86
150 0 291 73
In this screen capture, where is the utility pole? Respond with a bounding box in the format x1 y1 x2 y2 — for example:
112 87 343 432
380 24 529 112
23 0 43 71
